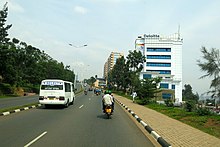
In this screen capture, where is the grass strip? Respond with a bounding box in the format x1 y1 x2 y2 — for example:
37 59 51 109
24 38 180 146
0 103 39 113
114 91 220 139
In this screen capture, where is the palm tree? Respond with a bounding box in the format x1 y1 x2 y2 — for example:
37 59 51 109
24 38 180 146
197 47 220 104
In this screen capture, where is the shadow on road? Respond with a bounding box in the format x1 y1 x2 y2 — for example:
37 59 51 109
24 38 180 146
97 114 112 120
37 105 65 110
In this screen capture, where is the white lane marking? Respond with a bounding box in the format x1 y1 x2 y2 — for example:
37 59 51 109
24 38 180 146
24 131 47 147
79 105 84 109
89 98 91 100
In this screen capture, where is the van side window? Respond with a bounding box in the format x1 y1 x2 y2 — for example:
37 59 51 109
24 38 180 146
65 83 71 92
72 84 74 91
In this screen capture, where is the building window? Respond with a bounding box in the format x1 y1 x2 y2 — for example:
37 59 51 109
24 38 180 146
172 84 175 89
146 70 171 74
147 48 171 52
143 74 152 79
147 62 171 67
147 55 171 59
160 83 169 89
162 93 172 99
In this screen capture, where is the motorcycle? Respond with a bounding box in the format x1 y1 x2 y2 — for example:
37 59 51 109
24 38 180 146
96 91 100 96
84 90 88 95
104 105 113 119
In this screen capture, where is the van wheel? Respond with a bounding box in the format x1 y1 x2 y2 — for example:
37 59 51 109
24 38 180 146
64 100 69 108
45 104 49 108
70 98 74 105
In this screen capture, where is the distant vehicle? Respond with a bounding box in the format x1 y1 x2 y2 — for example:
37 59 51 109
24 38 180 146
84 83 87 87
94 88 101 95
84 90 88 95
88 87 93 91
39 79 75 108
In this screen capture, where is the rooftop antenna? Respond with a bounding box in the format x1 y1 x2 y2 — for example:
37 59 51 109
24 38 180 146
178 24 180 40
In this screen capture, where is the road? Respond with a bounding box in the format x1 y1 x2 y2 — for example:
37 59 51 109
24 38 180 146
0 95 38 109
0 91 155 147
0 83 82 110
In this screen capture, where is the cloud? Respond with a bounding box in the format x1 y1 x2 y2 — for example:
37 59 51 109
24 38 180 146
74 6 88 14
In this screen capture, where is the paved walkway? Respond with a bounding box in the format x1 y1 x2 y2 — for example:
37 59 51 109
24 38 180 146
114 94 220 147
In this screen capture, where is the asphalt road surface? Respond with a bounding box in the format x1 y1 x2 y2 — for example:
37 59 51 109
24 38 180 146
0 91 155 147
0 83 82 110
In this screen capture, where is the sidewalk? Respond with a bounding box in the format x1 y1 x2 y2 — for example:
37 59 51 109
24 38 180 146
115 94 220 147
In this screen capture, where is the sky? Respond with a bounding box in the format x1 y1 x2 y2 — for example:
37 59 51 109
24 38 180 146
0 0 220 95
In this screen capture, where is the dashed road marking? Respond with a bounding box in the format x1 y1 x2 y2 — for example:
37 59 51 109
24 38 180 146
24 131 47 147
79 105 84 109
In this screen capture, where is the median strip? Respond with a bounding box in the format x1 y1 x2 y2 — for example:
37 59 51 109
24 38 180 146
0 103 42 116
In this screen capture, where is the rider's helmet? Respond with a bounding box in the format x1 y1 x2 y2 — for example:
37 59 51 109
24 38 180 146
105 90 112 94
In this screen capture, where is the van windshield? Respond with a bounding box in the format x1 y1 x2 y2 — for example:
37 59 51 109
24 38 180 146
41 85 63 90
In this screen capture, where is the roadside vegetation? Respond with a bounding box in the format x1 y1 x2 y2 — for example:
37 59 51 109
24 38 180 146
0 103 39 113
146 103 220 138
0 3 76 97
0 94 17 99
114 91 220 139
109 45 220 138
1 1 220 139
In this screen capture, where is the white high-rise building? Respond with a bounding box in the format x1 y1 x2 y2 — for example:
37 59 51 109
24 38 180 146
135 32 183 103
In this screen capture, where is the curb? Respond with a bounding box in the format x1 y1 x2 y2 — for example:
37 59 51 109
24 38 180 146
0 104 42 116
116 99 172 147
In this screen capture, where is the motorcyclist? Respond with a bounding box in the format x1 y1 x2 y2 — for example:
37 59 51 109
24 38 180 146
102 90 114 113
84 89 88 95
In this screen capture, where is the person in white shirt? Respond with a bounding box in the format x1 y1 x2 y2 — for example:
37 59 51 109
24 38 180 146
102 90 114 112
132 91 137 102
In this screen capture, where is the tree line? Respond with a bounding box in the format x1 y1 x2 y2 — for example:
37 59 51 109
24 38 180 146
107 50 162 105
0 3 75 95
107 46 220 106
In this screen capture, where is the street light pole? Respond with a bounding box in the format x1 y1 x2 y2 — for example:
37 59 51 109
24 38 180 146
69 43 88 82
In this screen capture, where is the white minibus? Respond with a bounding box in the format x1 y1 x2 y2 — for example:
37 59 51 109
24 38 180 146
39 79 75 108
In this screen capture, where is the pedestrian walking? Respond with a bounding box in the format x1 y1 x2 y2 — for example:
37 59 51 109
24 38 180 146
132 91 137 103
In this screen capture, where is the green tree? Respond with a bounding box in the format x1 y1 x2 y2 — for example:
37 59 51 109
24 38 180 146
0 2 12 44
85 76 96 86
126 50 146 93
126 50 146 72
197 47 220 98
182 84 199 102
0 2 14 84
0 3 76 94
184 100 195 112
135 77 161 105
109 56 129 91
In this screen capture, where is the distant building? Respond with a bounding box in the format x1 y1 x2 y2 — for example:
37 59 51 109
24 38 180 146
135 32 183 103
103 52 124 79
94 77 107 88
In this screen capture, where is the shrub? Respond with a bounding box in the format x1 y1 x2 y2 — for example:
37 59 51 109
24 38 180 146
164 98 174 107
196 107 212 116
136 97 150 105
0 83 13 95
184 100 196 112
